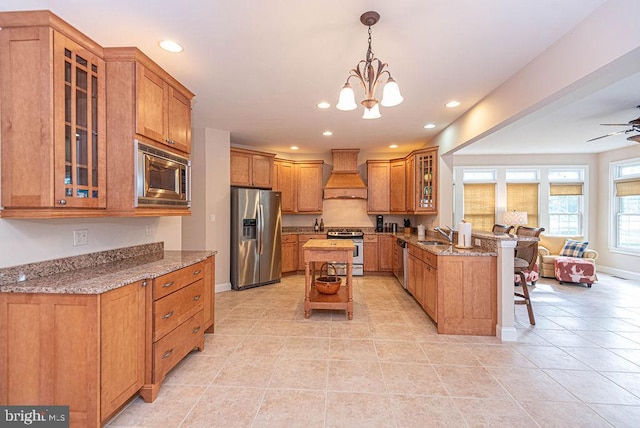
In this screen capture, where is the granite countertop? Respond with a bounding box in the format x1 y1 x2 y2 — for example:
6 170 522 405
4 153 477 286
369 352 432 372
399 235 497 256
0 249 215 295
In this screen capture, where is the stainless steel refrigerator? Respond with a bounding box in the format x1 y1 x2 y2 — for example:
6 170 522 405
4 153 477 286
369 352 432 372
230 188 282 290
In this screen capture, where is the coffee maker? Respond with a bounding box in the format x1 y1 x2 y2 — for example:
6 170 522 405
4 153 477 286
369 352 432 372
376 215 384 232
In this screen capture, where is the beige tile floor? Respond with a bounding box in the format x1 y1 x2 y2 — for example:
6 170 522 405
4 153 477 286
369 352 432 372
107 272 640 427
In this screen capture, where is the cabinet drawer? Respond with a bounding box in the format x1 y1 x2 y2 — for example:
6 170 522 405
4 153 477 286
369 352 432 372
153 261 205 300
153 311 204 381
364 235 378 243
423 250 438 268
408 243 422 258
282 235 298 243
153 279 204 341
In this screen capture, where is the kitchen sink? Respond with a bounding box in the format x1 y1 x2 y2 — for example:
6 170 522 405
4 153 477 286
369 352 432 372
418 240 450 246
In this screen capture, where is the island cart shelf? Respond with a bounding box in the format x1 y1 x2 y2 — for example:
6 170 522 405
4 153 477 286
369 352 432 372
302 239 355 320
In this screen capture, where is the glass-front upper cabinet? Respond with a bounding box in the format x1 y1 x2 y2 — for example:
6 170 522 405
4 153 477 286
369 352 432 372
55 32 106 208
414 147 438 213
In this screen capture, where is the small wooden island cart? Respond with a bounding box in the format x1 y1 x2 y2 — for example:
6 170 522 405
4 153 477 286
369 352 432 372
302 239 354 320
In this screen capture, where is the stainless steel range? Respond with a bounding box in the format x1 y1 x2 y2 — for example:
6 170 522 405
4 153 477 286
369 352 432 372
327 229 364 276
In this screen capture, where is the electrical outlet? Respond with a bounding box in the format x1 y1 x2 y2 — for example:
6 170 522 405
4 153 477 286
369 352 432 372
73 229 88 246
209 214 216 223
145 225 152 237
474 238 481 246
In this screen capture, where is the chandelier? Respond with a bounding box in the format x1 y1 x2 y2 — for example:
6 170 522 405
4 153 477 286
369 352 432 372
336 11 403 119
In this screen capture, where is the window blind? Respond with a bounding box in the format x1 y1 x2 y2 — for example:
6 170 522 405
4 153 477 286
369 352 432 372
550 183 583 196
506 183 539 227
616 178 640 197
463 183 495 231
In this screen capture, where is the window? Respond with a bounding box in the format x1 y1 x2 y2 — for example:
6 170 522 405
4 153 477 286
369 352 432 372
613 160 640 251
506 183 539 227
463 183 495 231
548 183 583 235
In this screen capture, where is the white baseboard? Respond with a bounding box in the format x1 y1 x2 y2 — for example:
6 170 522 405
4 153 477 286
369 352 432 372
597 265 640 282
215 282 232 293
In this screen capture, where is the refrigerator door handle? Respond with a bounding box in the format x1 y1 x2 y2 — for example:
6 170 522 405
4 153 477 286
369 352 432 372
257 204 264 255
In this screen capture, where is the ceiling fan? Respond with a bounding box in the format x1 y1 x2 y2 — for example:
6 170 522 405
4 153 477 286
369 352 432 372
587 105 640 142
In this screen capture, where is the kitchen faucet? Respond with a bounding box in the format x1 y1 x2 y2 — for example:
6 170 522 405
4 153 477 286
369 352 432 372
434 225 454 243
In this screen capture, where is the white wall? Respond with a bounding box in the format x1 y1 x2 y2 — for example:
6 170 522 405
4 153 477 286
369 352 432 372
182 127 231 288
0 216 182 269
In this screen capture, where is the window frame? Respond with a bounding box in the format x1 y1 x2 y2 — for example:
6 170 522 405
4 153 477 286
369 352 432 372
610 158 640 255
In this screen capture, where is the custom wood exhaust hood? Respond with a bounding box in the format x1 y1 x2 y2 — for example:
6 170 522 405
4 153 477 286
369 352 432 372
323 149 368 199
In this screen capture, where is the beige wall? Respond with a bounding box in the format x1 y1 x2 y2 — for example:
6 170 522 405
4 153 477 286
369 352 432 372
182 127 231 288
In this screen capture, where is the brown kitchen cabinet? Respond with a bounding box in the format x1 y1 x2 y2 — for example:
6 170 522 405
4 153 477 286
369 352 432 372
0 280 146 427
406 242 496 335
230 147 275 188
273 159 296 213
363 235 379 272
273 159 324 214
297 234 326 271
390 159 407 213
104 47 194 216
367 161 390 213
407 147 438 214
0 11 107 218
295 161 324 213
405 156 415 213
281 234 299 273
378 235 394 272
141 261 207 403
135 62 193 153
437 255 496 336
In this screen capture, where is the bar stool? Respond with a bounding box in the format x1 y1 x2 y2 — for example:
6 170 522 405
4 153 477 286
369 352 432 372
513 226 545 325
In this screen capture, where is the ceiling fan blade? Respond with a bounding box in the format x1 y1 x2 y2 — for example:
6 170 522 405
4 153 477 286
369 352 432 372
599 123 632 126
627 134 640 143
586 129 628 142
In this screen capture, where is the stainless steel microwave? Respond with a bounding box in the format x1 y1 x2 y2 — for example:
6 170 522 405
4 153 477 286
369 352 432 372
135 141 191 207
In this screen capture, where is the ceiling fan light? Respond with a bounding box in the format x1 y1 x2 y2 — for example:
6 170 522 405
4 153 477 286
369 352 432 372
336 84 357 111
362 104 381 119
381 78 403 107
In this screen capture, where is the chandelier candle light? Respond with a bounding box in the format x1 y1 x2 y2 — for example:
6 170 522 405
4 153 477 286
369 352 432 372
336 11 403 119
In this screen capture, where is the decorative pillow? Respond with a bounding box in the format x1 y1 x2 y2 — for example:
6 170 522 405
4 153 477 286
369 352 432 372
560 239 589 258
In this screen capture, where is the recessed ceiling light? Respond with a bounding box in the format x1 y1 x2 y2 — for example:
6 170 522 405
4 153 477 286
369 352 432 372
322 131 333 136
389 144 398 149
445 100 461 108
290 146 299 150
317 102 331 109
159 40 183 53
423 123 436 129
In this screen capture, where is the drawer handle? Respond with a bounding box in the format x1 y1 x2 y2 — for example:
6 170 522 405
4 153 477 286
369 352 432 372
162 349 173 359
162 310 174 319
193 269 202 275
162 281 175 288
193 295 201 301
192 326 201 334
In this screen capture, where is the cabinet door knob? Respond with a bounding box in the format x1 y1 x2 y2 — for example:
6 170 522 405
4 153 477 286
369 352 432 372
162 310 174 319
57 199 67 205
193 269 202 275
193 295 201 301
162 349 173 359
162 281 174 288
142 281 147 287
192 326 201 334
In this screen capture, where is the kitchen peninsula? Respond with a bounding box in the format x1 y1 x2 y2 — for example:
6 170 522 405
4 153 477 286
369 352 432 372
0 243 216 427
